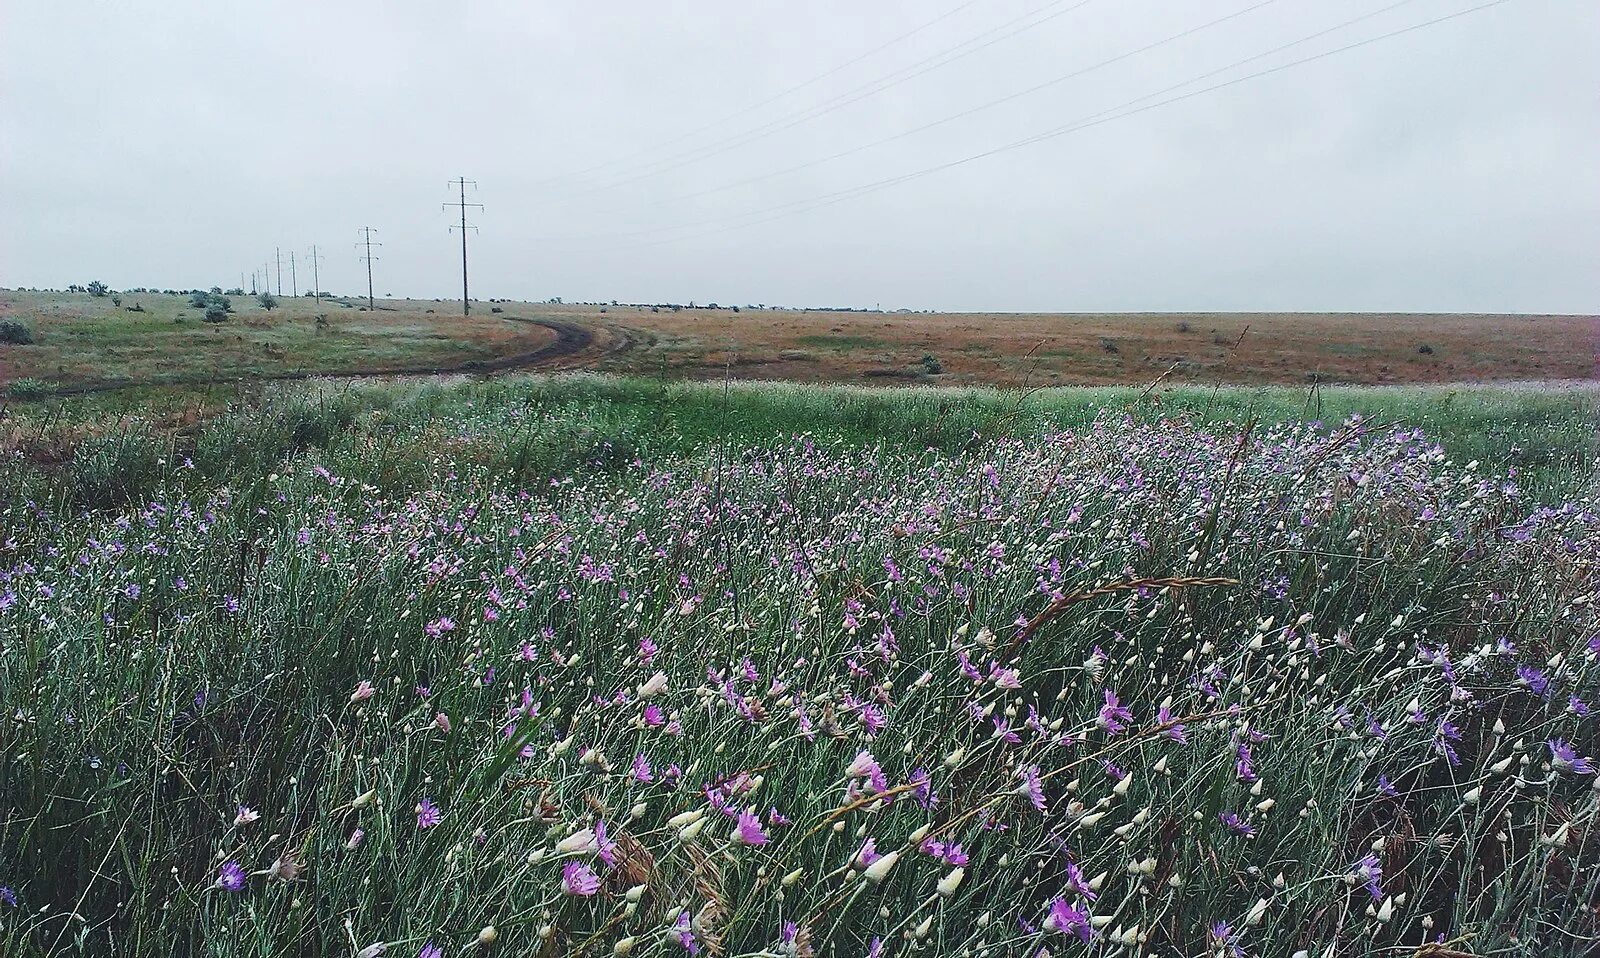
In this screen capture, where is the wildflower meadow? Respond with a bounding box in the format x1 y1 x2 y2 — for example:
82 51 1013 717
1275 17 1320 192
1 377 1596 956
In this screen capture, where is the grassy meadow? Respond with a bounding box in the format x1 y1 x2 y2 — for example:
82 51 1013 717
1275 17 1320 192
0 290 560 394
1 374 1597 956
3 291 1595 394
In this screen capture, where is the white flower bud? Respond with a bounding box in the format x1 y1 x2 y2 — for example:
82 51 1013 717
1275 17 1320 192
862 850 900 883
937 867 965 898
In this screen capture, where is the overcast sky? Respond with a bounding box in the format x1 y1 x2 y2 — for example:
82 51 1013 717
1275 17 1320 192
2 0 1596 312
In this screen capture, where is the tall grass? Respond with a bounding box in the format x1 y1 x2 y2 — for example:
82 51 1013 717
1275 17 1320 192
0 376 1595 956
3 374 1594 511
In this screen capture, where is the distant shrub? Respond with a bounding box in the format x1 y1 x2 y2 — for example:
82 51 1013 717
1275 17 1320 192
225 288 244 296
1176 320 1191 333
0 320 34 344
490 306 503 313
189 291 212 309
1418 344 1435 355
86 280 109 297
1101 337 1120 354
203 303 230 323
257 292 279 311
921 353 943 374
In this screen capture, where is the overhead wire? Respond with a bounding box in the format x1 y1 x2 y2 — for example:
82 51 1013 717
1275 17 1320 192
594 0 1293 216
582 0 1513 251
532 0 989 185
545 0 1104 202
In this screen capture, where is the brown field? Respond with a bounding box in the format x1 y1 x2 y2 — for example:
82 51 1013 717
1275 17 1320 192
1 289 1594 393
582 303 1597 386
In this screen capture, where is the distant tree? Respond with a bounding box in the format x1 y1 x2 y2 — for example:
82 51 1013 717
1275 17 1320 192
257 292 279 311
86 280 109 297
210 286 223 295
189 290 212 309
225 287 244 296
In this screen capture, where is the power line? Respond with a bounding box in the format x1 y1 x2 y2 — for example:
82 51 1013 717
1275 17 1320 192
598 0 1291 218
547 0 1101 203
590 0 1512 251
444 177 482 316
538 0 989 186
357 227 381 311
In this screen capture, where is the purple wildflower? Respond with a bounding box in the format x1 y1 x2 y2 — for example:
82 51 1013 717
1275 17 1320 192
1434 717 1462 767
1234 741 1257 782
734 808 770 846
855 837 882 868
1045 897 1093 941
1063 860 1096 901
1017 764 1047 813
1098 689 1132 735
1209 921 1244 958
561 859 600 896
1219 811 1255 837
1157 704 1188 743
1549 738 1594 774
1351 853 1383 901
1516 665 1550 697
416 797 442 830
594 819 618 866
672 912 700 953
216 860 246 892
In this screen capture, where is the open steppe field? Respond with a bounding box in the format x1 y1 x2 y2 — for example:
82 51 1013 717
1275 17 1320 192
2 289 1595 395
1 373 1597 956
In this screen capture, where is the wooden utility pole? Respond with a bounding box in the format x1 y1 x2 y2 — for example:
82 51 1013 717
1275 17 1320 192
443 177 481 316
306 245 325 304
274 247 283 295
289 251 298 297
357 228 381 311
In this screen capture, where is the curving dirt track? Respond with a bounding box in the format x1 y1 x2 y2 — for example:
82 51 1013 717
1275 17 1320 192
26 316 629 398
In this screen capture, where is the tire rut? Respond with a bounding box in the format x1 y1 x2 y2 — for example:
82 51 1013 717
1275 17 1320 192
15 316 626 399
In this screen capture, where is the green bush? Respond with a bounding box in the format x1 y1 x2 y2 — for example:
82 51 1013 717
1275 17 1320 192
6 377 52 399
0 319 33 344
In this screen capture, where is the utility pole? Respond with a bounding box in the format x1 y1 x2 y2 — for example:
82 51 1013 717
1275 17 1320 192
443 177 481 316
357 227 381 311
250 271 258 295
289 251 298 297
275 247 283 295
306 245 325 304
